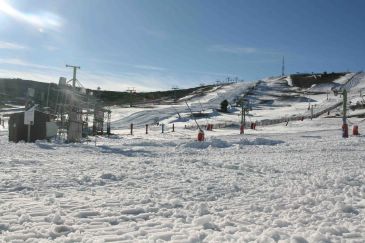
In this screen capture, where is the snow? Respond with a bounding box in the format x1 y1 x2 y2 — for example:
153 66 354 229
1 73 365 241
1 116 365 242
308 82 339 92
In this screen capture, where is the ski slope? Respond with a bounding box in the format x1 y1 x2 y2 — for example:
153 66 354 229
110 82 254 129
110 73 365 131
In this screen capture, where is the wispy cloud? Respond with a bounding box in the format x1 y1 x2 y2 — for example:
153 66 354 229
188 70 237 77
141 27 168 39
208 44 285 56
0 41 28 50
0 58 177 91
133 65 166 71
0 58 63 71
79 71 170 92
44 45 59 51
0 0 63 32
208 45 258 54
0 68 59 83
88 58 167 72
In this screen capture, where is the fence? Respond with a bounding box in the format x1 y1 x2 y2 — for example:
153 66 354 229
180 101 344 130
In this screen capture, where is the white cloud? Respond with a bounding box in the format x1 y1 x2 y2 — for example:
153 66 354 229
133 65 166 72
44 45 59 51
0 0 63 32
0 58 179 91
141 27 168 39
0 58 63 71
209 45 257 54
208 45 284 60
88 58 167 72
79 70 178 91
0 58 222 91
0 41 27 50
188 70 237 77
0 68 59 83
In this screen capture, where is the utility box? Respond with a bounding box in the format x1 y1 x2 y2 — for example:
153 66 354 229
67 109 83 142
58 77 67 86
93 109 105 135
8 111 56 142
46 122 58 138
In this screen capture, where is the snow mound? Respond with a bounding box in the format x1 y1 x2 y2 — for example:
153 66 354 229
50 225 75 238
100 172 120 181
180 138 231 149
237 137 285 146
308 82 340 92
180 137 284 149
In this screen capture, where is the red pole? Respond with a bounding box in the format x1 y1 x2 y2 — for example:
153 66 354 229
342 124 348 138
353 125 359 136
197 130 205 141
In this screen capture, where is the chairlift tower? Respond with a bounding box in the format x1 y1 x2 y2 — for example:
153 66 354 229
65 64 83 142
172 86 179 102
333 89 348 138
126 87 136 107
66 64 81 89
239 98 250 134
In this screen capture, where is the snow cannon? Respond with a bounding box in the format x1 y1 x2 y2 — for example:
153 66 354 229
342 124 349 138
197 130 205 141
353 125 359 136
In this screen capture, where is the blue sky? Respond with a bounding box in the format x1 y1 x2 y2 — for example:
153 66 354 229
0 0 364 91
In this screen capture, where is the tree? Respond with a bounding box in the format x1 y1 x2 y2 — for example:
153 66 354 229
220 99 229 113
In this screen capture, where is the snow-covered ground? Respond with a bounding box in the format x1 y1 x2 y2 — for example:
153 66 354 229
1 117 365 242
1 74 365 242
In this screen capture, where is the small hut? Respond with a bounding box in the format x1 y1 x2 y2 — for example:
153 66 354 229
8 110 57 142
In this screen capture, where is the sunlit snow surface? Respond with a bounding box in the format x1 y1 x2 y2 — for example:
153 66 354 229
1 75 365 242
1 117 365 242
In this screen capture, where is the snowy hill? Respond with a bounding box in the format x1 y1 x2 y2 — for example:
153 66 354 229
110 72 365 131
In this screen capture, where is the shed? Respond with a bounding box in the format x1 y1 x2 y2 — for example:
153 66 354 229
8 110 56 142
